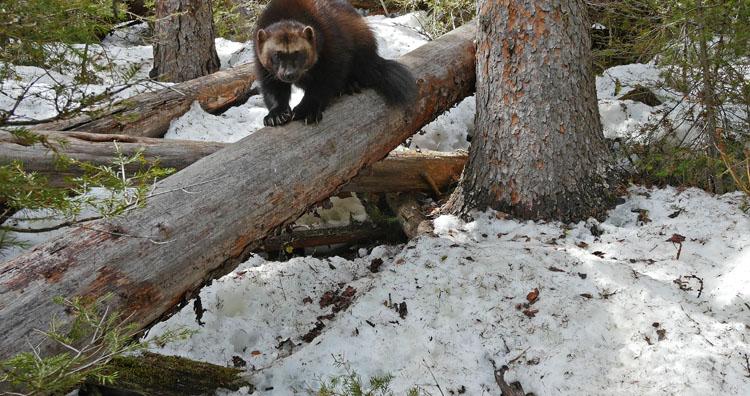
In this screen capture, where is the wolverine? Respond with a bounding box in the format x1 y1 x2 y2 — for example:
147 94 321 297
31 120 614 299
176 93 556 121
253 0 418 126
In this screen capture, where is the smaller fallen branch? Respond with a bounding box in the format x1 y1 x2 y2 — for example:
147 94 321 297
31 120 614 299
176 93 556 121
261 222 404 253
30 63 256 138
0 130 224 187
385 193 433 238
490 359 531 396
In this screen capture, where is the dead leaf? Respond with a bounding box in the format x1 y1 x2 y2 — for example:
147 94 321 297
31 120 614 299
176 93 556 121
666 234 686 243
526 288 540 304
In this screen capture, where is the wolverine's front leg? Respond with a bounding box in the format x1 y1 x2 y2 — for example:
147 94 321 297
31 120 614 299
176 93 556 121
260 78 292 126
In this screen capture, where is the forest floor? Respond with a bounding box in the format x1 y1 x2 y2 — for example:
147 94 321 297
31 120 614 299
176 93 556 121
1 13 748 396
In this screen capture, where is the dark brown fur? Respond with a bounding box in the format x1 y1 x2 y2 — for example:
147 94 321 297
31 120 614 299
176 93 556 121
253 0 417 126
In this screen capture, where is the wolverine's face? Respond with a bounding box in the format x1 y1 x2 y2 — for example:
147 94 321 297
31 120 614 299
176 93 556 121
256 22 317 84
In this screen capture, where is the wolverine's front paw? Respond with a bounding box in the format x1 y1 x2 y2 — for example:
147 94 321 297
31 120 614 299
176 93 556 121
263 106 292 127
292 103 323 125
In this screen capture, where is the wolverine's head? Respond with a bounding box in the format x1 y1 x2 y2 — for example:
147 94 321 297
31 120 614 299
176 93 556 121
255 21 318 84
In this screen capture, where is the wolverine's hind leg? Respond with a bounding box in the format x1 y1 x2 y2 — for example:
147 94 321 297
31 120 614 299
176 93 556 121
293 83 344 124
341 79 361 96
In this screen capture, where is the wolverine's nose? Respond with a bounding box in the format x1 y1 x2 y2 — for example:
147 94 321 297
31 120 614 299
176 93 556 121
282 71 296 81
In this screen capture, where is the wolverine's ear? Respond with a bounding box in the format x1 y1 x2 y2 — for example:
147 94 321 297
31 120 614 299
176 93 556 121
256 29 267 46
303 26 315 43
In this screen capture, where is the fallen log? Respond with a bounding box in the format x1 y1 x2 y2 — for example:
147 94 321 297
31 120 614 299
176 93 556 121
0 21 476 359
0 130 224 186
0 130 467 193
262 222 404 253
79 352 252 396
385 193 433 239
30 63 256 138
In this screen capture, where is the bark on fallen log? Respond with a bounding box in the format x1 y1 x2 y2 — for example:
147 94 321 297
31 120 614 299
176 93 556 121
30 63 256 138
0 130 467 193
0 21 476 359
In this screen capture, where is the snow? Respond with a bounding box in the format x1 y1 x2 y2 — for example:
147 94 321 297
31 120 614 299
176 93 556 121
146 186 750 395
294 196 368 229
408 96 475 151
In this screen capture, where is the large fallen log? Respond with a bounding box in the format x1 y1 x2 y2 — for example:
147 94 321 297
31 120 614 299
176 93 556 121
0 21 476 359
0 130 467 193
30 63 256 138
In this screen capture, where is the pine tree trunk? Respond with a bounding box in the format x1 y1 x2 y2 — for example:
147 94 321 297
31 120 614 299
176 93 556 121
150 0 220 82
446 0 615 222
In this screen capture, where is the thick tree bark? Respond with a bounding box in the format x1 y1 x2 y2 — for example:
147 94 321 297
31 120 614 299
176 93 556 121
0 130 466 193
0 21 476 359
32 63 256 138
446 0 614 222
150 0 221 82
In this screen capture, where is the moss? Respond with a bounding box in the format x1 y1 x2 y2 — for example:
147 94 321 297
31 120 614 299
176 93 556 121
84 352 252 396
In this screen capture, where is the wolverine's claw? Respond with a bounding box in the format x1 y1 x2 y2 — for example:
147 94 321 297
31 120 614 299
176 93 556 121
292 103 323 125
264 106 292 127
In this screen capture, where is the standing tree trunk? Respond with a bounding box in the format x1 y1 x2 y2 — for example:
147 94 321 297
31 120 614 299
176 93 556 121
150 0 220 82
446 0 615 222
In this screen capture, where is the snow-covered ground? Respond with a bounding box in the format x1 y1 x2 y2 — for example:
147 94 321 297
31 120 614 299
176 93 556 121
147 186 750 395
1 11 749 396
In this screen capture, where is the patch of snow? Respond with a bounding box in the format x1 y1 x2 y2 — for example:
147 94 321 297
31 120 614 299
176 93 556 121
596 63 665 101
409 96 475 151
228 42 255 67
598 99 659 140
215 38 247 69
369 12 429 59
163 87 304 143
294 196 368 229
102 21 151 47
146 186 750 395
163 100 267 143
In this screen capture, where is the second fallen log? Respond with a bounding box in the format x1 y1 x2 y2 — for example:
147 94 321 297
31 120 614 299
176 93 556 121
0 130 467 193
